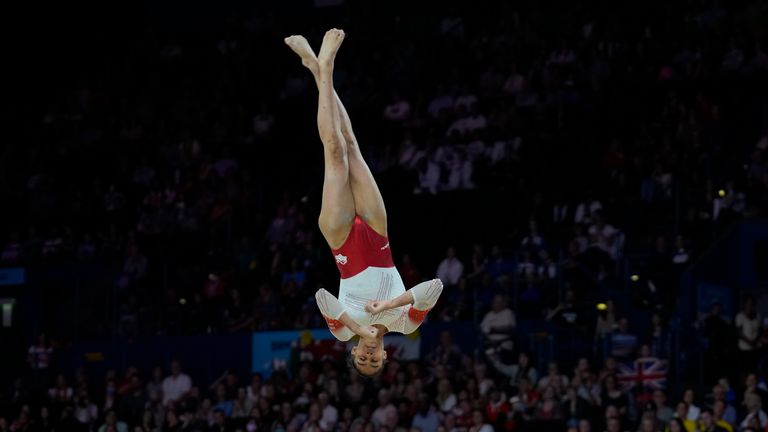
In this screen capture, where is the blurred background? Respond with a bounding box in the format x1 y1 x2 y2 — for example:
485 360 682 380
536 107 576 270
2 0 768 431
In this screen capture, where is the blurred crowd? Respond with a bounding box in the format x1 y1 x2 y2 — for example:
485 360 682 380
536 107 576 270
1 0 767 337
8 319 768 432
3 0 768 431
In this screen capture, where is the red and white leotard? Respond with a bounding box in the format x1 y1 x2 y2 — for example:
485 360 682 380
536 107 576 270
315 216 443 341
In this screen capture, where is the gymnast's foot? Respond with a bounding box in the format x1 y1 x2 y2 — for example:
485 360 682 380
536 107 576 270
284 35 319 77
317 28 345 72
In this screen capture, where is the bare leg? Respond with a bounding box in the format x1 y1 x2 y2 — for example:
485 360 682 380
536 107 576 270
311 29 355 249
285 35 388 237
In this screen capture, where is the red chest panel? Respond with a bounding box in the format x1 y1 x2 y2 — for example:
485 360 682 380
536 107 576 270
330 216 394 279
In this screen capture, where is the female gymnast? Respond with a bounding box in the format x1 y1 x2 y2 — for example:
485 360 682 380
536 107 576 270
284 29 443 377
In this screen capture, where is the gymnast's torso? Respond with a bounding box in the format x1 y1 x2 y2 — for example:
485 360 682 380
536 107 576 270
316 216 431 340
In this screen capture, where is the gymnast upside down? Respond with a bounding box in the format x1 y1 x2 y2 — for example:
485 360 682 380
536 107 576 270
285 29 443 377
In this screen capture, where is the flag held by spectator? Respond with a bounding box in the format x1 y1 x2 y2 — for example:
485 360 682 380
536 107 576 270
617 358 667 391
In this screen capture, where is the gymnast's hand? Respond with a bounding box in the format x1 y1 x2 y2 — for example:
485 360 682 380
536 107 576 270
359 325 379 339
365 300 390 314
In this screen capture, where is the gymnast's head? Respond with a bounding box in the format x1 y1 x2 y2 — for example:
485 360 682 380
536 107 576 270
349 325 387 377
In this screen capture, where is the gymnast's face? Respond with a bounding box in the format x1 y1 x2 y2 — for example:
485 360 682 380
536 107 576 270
351 339 387 376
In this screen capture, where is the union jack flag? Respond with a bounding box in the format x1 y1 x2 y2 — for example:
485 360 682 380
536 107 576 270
616 357 667 391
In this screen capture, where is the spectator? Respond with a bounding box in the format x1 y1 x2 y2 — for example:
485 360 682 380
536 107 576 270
428 331 462 370
609 318 638 359
667 418 686 432
344 371 365 406
538 362 569 393
682 388 700 421
163 411 182 432
521 220 546 252
742 373 768 404
211 409 228 432
28 334 53 371
586 211 617 255
117 375 146 425
231 388 253 418
146 367 164 402
594 301 617 348
488 351 538 389
740 393 768 430
652 390 674 427
98 410 128 432
577 419 592 432
278 402 306 431
162 362 192 407
480 295 516 354
534 386 562 421
637 415 658 432
563 386 590 423
546 289 580 328
436 247 464 287
485 389 510 425
735 297 762 372
672 402 697 432
469 410 493 432
211 384 233 417
436 379 458 413
121 245 148 284
372 389 398 429
599 375 627 418
73 389 99 426
411 396 439 432
318 392 338 431
711 400 735 432
48 375 73 403
699 408 728 432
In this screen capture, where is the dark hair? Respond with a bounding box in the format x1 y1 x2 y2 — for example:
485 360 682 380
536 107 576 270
347 352 385 378
700 408 714 416
668 418 685 429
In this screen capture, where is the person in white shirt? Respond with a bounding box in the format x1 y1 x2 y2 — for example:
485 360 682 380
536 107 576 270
574 199 603 225
372 389 398 429
481 295 516 353
418 156 442 195
73 390 99 425
436 379 458 413
740 393 768 429
318 392 338 430
587 211 617 254
437 247 464 286
683 388 701 421
736 296 762 369
162 361 192 406
48 375 74 402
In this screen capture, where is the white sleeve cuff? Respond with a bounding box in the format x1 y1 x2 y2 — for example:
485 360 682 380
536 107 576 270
315 289 346 319
409 279 444 309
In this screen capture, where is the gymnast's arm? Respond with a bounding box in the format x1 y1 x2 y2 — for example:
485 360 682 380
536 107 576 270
365 279 444 313
339 312 378 338
316 288 375 340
